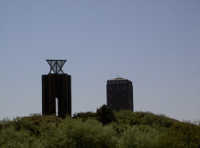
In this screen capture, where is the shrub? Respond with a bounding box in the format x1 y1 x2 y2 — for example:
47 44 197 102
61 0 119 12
0 111 200 147
96 105 116 125
47 118 118 148
118 125 161 148
73 112 97 121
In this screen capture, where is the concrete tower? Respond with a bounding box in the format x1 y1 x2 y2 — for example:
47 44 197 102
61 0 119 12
107 78 133 111
42 60 71 118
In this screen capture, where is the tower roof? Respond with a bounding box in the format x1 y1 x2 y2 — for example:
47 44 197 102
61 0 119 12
112 77 127 80
107 77 132 84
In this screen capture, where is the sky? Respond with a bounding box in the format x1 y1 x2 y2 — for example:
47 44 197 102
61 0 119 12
0 0 200 121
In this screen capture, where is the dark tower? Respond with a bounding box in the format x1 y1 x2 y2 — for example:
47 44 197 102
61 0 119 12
107 78 133 111
42 59 71 118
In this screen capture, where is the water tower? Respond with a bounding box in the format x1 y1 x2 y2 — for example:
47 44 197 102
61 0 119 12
107 77 133 111
42 59 71 118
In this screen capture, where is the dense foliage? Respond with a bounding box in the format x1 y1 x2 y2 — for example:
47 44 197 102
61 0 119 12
0 106 200 148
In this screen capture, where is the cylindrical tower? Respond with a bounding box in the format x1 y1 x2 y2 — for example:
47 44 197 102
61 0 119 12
107 77 133 111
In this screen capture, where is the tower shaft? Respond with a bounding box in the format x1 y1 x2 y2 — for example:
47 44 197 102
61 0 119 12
107 78 133 111
42 74 71 118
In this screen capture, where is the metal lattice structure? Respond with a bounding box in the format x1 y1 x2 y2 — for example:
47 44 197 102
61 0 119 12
46 59 66 74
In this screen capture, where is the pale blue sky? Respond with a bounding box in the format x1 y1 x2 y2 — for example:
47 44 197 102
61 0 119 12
0 0 200 121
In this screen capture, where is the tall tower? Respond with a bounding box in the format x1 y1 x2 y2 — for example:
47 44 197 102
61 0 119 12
42 59 71 118
107 78 133 111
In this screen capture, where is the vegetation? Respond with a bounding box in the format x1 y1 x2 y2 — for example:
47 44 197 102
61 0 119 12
0 105 200 148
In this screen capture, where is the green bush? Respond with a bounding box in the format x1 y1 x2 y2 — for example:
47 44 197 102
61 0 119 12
73 112 97 121
118 125 161 148
0 111 200 148
41 118 117 148
0 126 37 148
96 105 116 125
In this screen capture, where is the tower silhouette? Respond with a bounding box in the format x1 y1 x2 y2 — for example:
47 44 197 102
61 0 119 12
42 60 71 118
107 77 133 111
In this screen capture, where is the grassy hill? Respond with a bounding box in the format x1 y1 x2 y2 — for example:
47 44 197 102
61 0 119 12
0 105 200 148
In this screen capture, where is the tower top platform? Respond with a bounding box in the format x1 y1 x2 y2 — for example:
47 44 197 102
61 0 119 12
46 59 67 74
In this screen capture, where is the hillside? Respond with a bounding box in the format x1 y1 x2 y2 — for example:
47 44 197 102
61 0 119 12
0 105 200 148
